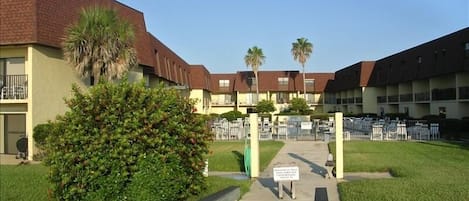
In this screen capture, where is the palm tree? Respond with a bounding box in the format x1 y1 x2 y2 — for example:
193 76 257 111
291 37 313 99
63 6 137 85
244 46 266 103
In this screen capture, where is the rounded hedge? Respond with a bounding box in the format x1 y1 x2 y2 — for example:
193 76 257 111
44 80 212 200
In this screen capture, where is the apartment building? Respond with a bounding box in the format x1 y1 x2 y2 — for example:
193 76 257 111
0 0 191 159
326 28 469 119
207 71 334 114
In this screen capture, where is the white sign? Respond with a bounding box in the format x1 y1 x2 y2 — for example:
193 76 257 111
301 122 312 130
273 166 299 181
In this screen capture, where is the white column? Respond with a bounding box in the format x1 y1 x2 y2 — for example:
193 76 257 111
335 112 344 179
249 113 259 178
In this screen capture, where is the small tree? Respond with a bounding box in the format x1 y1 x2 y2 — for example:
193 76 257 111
256 100 276 114
44 80 211 200
290 97 309 115
63 6 137 84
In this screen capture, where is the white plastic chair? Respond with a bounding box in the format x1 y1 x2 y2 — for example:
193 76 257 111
430 123 440 140
371 124 383 141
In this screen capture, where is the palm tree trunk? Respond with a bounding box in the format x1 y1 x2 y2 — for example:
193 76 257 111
302 64 306 100
255 71 259 103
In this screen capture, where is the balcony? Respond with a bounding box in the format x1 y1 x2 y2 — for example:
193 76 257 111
1 75 28 100
431 88 456 101
355 97 362 104
336 99 341 104
341 98 347 104
387 95 399 103
211 101 235 106
239 100 258 106
414 92 430 102
377 96 387 103
399 93 413 102
458 86 469 100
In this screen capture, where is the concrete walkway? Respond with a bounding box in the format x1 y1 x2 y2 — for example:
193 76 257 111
240 140 340 201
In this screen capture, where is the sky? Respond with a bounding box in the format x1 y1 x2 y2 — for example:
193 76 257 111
118 0 468 73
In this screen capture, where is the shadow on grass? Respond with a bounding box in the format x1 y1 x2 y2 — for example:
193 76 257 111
288 153 327 177
417 140 469 151
232 151 245 172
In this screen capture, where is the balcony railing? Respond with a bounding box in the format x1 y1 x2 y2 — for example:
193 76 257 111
399 93 413 102
211 101 235 106
355 97 362 104
341 98 348 104
387 95 399 103
377 96 387 103
1 75 28 100
459 86 469 99
336 99 342 104
432 88 456 101
414 92 430 102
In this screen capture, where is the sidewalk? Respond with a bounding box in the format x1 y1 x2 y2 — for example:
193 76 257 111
240 140 340 201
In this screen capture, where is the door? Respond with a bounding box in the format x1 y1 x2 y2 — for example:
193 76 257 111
2 114 26 154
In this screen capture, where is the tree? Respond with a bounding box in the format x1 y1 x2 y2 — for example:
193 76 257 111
244 46 266 102
256 100 276 114
63 6 137 84
290 97 309 115
291 37 313 99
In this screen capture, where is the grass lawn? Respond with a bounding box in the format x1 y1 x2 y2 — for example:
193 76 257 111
0 165 49 201
207 140 284 172
330 141 469 201
0 140 284 200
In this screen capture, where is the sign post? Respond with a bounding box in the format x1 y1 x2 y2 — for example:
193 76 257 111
273 165 299 199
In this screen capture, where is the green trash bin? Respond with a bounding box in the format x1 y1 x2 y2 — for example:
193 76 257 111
244 147 251 178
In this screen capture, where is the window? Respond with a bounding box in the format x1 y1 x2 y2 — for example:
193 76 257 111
276 92 289 104
246 93 258 104
278 77 288 85
438 107 446 118
305 79 315 87
465 42 469 57
248 77 256 86
417 56 422 64
305 93 316 103
219 80 229 88
404 107 409 116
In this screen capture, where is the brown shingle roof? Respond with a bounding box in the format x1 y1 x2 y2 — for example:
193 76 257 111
0 0 190 85
210 74 236 93
189 65 211 91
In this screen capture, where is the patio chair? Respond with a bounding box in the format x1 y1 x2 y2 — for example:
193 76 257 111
419 124 430 140
396 123 408 140
430 123 440 140
371 124 383 141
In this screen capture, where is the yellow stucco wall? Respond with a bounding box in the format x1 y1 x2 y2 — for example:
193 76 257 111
210 107 235 114
362 87 381 114
190 89 211 114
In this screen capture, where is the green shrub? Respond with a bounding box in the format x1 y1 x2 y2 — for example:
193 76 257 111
256 100 275 114
220 110 246 121
44 80 212 200
125 153 189 201
33 123 53 148
289 98 309 115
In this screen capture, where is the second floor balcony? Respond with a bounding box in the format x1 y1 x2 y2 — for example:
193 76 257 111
387 95 399 103
1 75 28 100
377 96 387 103
399 93 413 102
415 92 430 102
432 88 456 101
458 86 469 100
